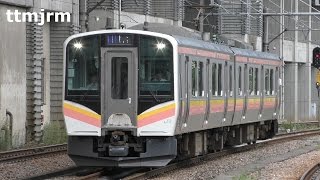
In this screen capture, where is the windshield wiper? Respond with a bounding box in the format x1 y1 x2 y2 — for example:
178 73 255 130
147 88 160 103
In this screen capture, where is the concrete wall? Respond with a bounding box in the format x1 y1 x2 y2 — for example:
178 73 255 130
42 21 51 126
40 0 73 12
0 0 32 7
0 4 26 147
264 0 320 122
88 10 181 31
1 0 78 144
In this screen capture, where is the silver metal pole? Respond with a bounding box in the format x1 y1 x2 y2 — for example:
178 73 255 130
281 0 285 120
200 0 204 32
118 0 121 29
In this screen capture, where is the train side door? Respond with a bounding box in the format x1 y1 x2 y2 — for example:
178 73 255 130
224 62 235 126
223 62 228 124
101 48 138 127
271 67 278 118
245 65 261 123
243 64 248 122
207 61 225 128
233 63 245 125
180 56 190 132
203 59 211 128
260 65 265 120
275 67 281 118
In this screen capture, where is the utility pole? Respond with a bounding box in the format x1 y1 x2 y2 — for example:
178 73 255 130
118 0 121 29
200 0 204 32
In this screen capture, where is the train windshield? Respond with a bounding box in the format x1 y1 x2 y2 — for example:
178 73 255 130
65 35 101 113
139 36 173 96
66 36 100 95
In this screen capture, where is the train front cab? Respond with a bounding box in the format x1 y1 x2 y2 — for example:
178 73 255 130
63 31 178 167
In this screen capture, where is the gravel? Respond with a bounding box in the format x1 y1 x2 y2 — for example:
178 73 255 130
250 150 320 180
0 152 75 179
151 135 320 180
1 135 320 179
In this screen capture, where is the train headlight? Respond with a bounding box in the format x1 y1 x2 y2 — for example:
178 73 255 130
74 42 83 49
156 42 166 50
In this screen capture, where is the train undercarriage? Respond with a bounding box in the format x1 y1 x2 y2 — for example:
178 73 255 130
68 120 278 167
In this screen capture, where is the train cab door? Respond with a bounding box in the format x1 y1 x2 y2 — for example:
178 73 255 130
101 48 138 128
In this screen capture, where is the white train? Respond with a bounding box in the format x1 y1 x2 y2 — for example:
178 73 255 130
63 25 281 167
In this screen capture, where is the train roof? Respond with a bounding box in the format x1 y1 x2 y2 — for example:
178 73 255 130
231 47 280 61
130 23 280 61
173 35 233 54
174 35 280 61
130 23 203 39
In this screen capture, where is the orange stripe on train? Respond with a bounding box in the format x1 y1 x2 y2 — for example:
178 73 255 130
138 103 176 128
63 102 101 127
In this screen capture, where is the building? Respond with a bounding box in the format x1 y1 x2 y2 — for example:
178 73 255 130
0 0 80 148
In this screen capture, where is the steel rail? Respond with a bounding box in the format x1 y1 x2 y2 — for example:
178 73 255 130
300 163 320 180
123 129 320 180
0 143 67 163
1 129 320 179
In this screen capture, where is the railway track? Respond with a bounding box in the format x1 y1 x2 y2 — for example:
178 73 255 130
1 129 320 179
53 129 320 180
121 129 320 180
300 163 320 180
0 143 67 163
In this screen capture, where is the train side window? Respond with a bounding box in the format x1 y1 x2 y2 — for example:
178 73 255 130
249 67 254 95
212 63 217 96
198 61 204 97
192 61 197 97
265 69 270 95
218 63 223 96
229 65 233 97
270 69 274 95
238 66 242 96
254 68 259 95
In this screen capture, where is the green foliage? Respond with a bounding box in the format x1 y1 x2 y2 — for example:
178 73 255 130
0 125 11 151
279 121 319 132
279 121 295 131
233 173 255 180
42 121 67 145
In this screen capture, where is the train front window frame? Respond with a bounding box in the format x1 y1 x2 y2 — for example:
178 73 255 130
138 35 174 97
66 35 100 96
